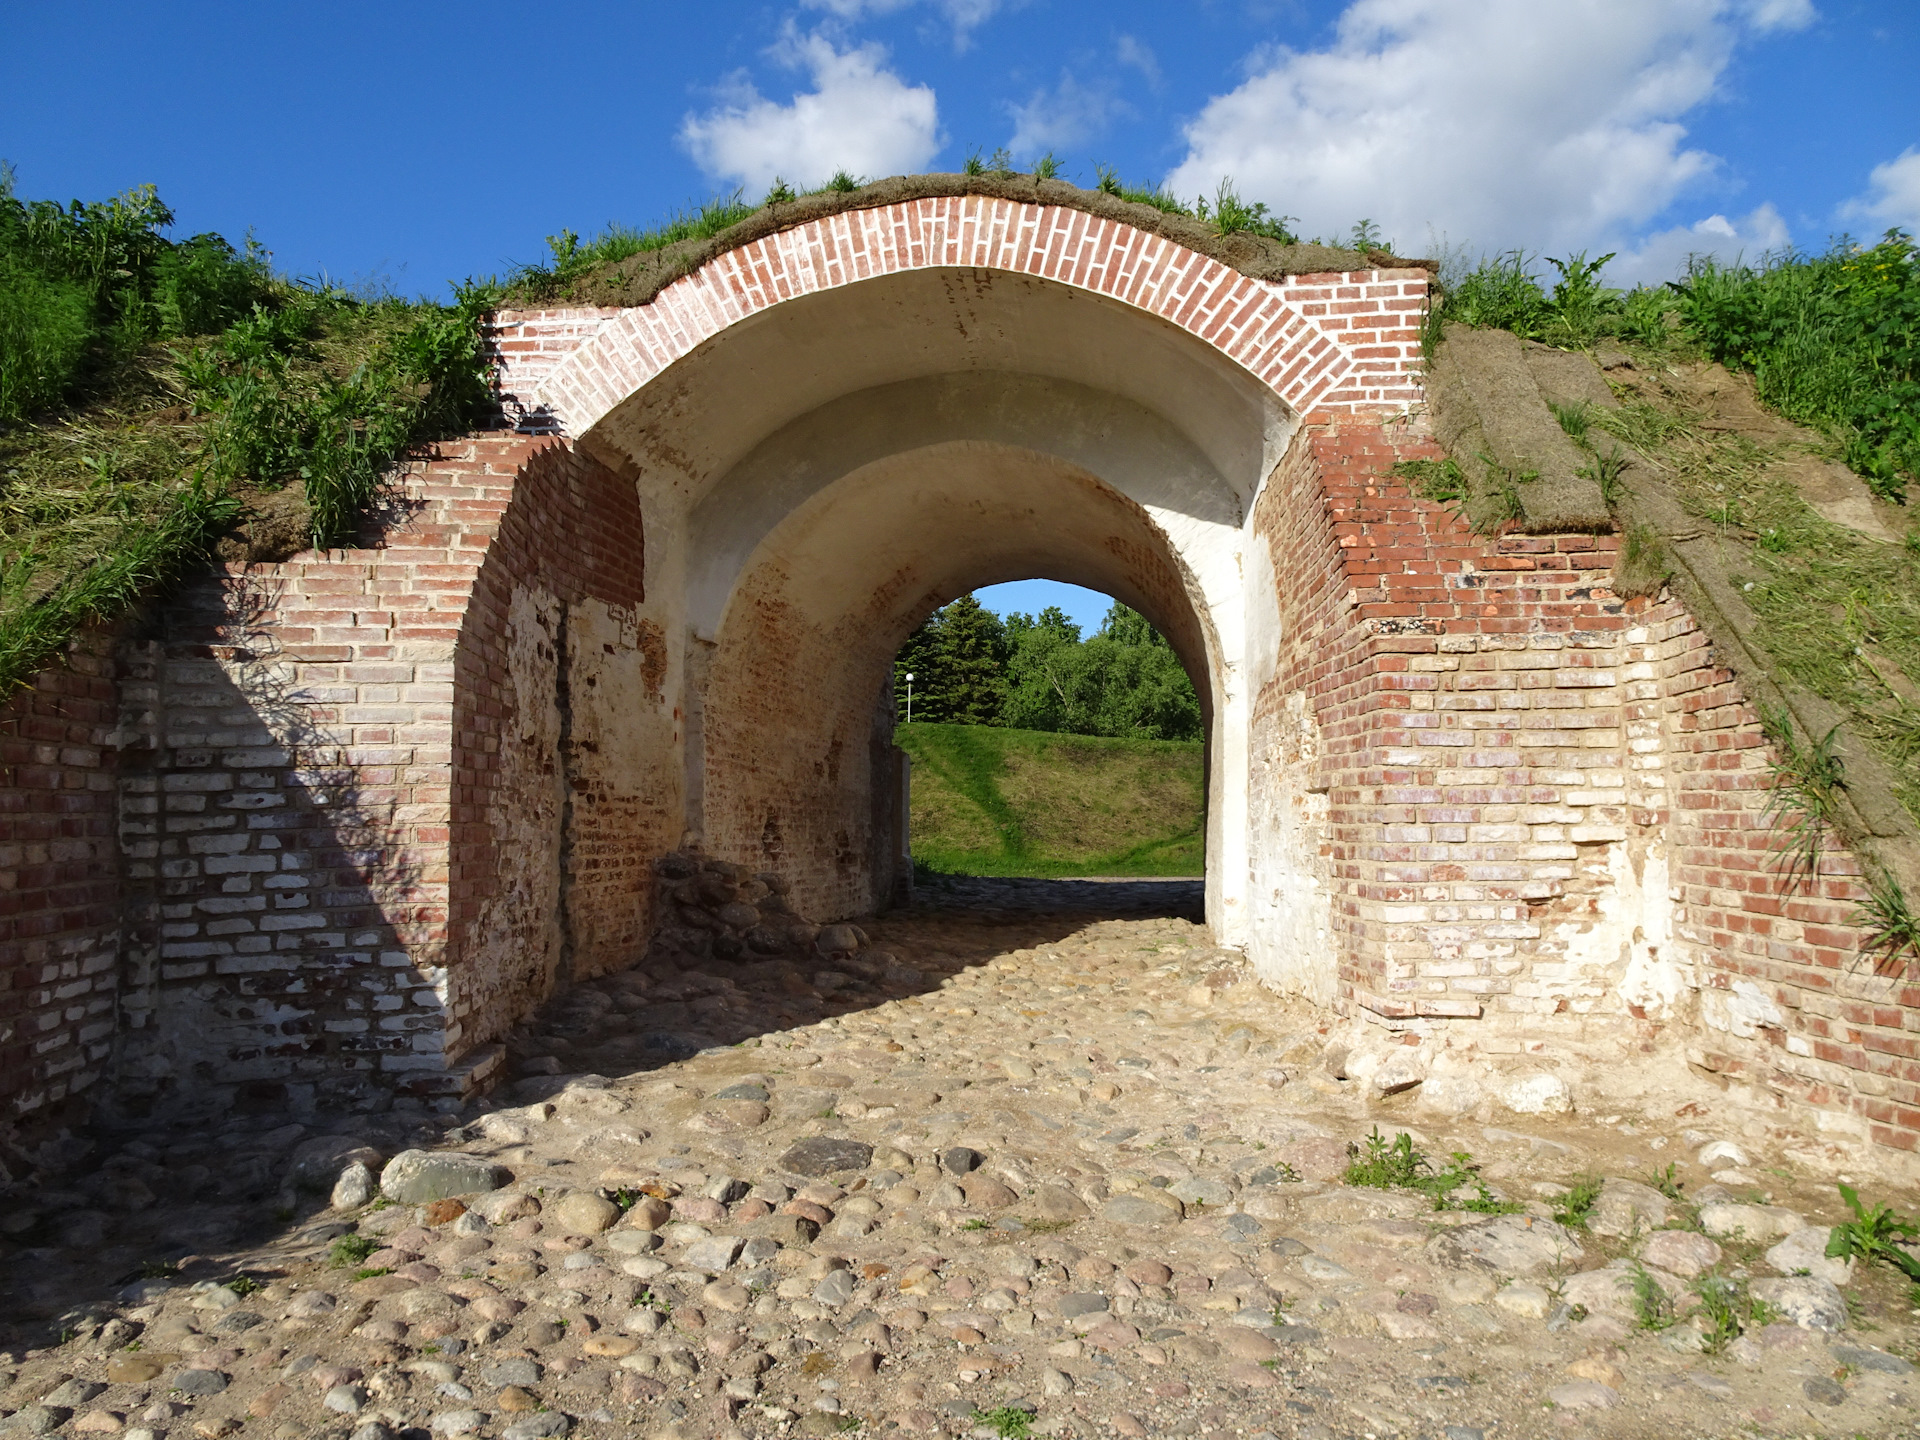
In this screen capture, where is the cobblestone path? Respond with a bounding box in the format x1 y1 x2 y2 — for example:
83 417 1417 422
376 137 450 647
2 877 1914 1440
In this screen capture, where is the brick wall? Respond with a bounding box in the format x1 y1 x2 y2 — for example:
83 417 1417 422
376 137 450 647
2 198 1914 1163
116 444 518 1106
449 438 673 1052
0 632 123 1122
486 308 622 432
1248 412 1903 1158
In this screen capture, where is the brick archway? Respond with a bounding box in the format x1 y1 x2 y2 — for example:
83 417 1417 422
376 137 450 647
497 196 1428 438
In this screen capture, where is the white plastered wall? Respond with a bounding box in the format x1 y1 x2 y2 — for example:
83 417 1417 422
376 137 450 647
573 266 1298 943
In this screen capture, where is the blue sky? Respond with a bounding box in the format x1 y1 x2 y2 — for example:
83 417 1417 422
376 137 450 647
6 0 1915 631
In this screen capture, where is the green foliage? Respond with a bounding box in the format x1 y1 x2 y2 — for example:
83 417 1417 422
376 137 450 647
1202 181 1298 245
967 148 1017 179
1826 1182 1920 1281
1644 1163 1686 1201
1392 457 1469 511
0 174 494 694
505 192 756 302
1676 232 1920 501
1434 246 1689 356
1093 166 1194 219
896 596 1202 742
971 1407 1035 1439
224 1274 264 1297
352 1267 394 1281
176 282 497 548
1629 1263 1678 1331
1692 1274 1769 1355
1758 703 1846 890
0 262 91 420
1552 1175 1604 1229
1343 1128 1517 1212
1440 251 1553 336
1345 1128 1428 1189
0 171 270 423
0 470 240 693
328 1234 378 1268
1854 863 1920 974
1032 153 1063 181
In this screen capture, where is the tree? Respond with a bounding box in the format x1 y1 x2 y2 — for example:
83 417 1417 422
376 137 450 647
892 593 1008 725
1002 606 1084 732
893 594 1200 741
936 593 1009 724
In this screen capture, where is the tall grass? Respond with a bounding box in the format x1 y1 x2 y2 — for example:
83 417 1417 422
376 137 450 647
1436 230 1920 502
175 283 497 546
0 173 497 692
1677 232 1919 501
504 193 758 303
0 167 271 422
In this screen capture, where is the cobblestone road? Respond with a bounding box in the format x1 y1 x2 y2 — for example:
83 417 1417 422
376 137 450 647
2 877 1914 1440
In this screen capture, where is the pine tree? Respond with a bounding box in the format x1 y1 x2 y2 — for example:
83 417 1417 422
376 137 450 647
936 593 1008 724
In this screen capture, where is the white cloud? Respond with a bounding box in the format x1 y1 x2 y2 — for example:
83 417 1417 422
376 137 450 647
1605 202 1790 286
1842 148 1920 235
1115 35 1162 89
1736 0 1817 31
1007 73 1124 159
800 0 1005 47
1167 0 1814 258
680 32 941 194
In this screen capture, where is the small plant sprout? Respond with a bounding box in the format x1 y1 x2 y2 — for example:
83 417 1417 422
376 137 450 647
1854 864 1920 976
1644 1163 1685 1201
1552 1175 1604 1229
1550 399 1592 444
1629 1264 1676 1331
971 1406 1036 1439
1758 703 1846 891
328 1234 378 1268
1826 1183 1920 1281
1031 153 1062 181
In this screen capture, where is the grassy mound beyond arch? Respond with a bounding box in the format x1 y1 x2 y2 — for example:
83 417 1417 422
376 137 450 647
897 722 1203 878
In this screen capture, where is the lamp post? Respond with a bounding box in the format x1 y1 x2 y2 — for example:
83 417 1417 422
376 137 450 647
905 673 914 724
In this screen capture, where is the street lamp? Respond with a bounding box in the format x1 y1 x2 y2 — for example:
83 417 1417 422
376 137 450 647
905 672 914 724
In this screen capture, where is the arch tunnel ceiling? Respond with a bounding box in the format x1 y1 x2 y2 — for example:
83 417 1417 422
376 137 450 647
577 266 1298 687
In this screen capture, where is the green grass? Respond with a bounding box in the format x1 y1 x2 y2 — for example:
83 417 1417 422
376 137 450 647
897 721 1202 878
0 173 497 695
1677 233 1919 502
1342 1128 1520 1213
502 193 758 304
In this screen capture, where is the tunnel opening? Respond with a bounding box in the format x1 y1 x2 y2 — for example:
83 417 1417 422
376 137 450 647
888 581 1209 884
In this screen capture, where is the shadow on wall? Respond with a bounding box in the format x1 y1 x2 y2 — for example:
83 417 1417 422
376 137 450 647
114 571 460 1118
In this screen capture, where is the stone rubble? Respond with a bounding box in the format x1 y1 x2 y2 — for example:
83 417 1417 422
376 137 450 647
2 874 1916 1440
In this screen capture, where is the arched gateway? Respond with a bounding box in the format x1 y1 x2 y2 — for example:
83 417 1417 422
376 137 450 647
17 181 1901 1169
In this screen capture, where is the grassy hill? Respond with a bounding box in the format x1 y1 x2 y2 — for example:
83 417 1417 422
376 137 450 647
896 722 1204 877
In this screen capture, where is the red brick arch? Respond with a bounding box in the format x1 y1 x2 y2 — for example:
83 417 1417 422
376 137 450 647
514 197 1429 435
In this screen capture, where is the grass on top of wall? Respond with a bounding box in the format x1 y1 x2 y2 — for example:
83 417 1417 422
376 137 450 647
896 721 1204 878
